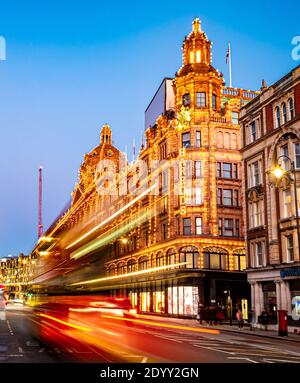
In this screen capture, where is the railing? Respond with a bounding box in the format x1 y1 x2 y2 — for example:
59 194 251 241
222 87 259 100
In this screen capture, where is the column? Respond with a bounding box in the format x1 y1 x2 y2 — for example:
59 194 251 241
275 280 282 310
250 282 255 311
254 282 263 321
281 281 292 314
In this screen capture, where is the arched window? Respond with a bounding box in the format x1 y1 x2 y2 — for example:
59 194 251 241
282 102 287 124
189 51 194 63
127 259 137 273
275 106 280 128
224 132 230 148
289 98 294 120
166 249 176 268
156 252 164 268
138 256 149 271
233 249 246 271
182 93 190 107
108 264 116 276
217 131 224 148
203 247 229 270
117 262 126 275
231 133 237 150
179 246 199 269
196 50 201 63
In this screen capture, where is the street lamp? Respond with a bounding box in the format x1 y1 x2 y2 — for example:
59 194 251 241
269 155 300 257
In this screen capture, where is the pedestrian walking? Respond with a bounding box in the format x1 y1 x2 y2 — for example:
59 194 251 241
236 309 244 330
197 303 204 325
261 310 269 331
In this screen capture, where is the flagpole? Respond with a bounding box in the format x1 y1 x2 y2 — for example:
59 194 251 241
228 42 232 88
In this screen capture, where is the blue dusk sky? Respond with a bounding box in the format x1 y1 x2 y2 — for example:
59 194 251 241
0 0 299 256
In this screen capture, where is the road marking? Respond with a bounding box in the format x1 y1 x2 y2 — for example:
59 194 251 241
262 358 300 363
154 335 183 343
18 347 24 353
227 357 259 363
6 320 14 335
26 340 39 347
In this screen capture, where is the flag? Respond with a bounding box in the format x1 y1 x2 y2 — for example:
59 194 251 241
132 139 136 161
226 43 230 64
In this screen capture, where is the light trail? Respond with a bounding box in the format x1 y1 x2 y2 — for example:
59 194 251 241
38 313 93 332
70 210 150 260
102 315 220 335
69 262 187 286
66 184 156 250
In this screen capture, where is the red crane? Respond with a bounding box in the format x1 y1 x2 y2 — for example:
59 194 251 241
38 166 44 238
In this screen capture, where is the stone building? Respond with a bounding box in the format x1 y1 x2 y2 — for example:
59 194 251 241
240 65 300 330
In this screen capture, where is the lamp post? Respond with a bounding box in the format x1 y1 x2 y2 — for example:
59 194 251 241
270 155 300 257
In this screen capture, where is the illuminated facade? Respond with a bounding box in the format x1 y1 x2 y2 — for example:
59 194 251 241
1 254 36 300
240 65 300 330
30 19 258 318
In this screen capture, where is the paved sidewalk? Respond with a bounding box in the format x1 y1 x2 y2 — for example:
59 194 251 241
138 314 300 343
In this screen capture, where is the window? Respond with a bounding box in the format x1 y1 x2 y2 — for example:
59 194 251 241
250 200 264 227
233 251 246 271
182 132 191 148
195 188 203 205
139 256 149 271
196 50 201 62
249 160 261 187
162 224 167 240
195 161 202 178
283 189 292 218
183 218 191 235
195 217 202 235
185 161 192 178
286 235 294 262
203 248 229 270
281 144 289 170
289 98 294 120
232 112 239 125
275 106 280 128
282 103 287 124
212 94 217 110
223 163 232 178
256 242 263 267
233 163 238 179
185 188 192 205
235 219 240 237
162 169 168 189
196 131 201 147
217 162 221 178
251 121 257 142
218 218 223 236
217 188 222 205
224 219 234 236
234 190 239 207
294 143 300 169
196 92 206 107
180 247 199 268
182 93 190 107
223 189 233 206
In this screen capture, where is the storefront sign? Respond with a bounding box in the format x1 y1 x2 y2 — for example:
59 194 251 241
280 267 300 278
